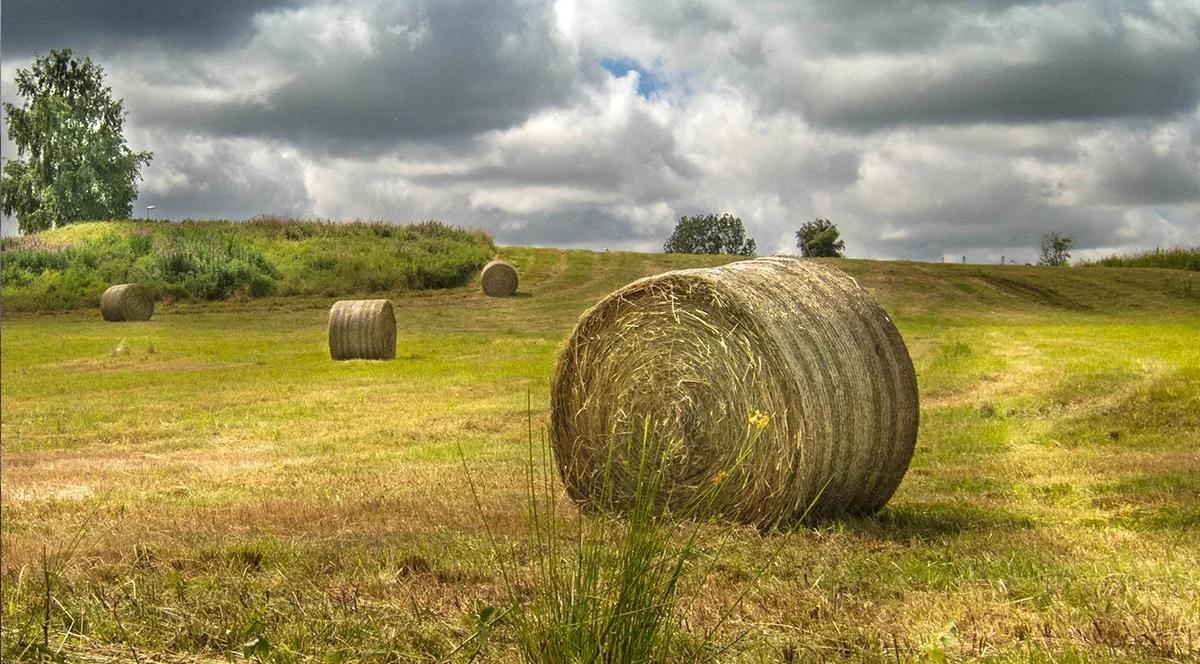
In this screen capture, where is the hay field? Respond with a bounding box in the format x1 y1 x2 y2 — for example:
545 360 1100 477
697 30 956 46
2 248 1198 662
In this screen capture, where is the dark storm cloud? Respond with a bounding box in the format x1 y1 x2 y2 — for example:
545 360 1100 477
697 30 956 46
492 206 668 248
1097 144 1200 205
0 0 290 55
753 145 860 198
794 41 1200 129
132 0 579 154
757 0 1003 56
845 191 1109 264
413 95 700 202
131 133 313 220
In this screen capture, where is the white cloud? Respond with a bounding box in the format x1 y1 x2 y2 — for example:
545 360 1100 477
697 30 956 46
3 0 1198 256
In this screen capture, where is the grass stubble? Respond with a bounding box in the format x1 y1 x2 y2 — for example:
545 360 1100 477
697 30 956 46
1 248 1198 661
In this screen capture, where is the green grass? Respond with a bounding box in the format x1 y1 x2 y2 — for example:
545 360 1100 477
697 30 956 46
1079 246 1200 271
1 250 1198 661
497 428 707 663
0 218 495 311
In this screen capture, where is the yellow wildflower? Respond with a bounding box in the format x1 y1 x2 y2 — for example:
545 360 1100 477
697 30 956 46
748 409 769 431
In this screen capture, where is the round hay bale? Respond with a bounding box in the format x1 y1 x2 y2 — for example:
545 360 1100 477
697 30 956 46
481 259 518 297
549 257 918 529
99 284 154 322
328 299 396 360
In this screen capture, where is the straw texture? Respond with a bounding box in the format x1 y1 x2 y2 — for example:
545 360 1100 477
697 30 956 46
99 284 154 322
550 257 918 528
328 299 396 360
481 259 519 297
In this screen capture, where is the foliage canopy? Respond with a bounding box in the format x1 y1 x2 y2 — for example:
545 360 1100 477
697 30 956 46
1039 232 1073 267
2 49 153 233
663 213 756 256
795 218 845 258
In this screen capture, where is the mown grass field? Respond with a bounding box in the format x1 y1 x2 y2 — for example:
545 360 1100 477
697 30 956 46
2 248 1198 662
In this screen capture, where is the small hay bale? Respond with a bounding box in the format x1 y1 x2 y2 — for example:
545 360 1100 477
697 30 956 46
328 299 396 360
99 284 154 322
549 257 919 529
481 259 518 297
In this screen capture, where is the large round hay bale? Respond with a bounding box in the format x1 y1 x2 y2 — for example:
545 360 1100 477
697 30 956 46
328 299 396 360
549 257 918 529
100 284 154 322
481 259 518 297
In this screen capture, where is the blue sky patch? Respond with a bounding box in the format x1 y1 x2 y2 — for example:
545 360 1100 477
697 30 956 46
600 57 666 98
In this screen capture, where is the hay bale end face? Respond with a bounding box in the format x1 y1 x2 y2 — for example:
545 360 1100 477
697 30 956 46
549 257 919 529
481 259 518 297
100 284 154 322
328 299 397 360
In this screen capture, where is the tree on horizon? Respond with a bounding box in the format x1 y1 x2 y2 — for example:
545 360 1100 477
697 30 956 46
663 213 757 255
2 49 153 234
795 218 845 257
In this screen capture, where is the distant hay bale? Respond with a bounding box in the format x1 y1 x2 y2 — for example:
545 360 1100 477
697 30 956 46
99 284 154 322
481 260 518 297
549 257 919 529
328 299 396 360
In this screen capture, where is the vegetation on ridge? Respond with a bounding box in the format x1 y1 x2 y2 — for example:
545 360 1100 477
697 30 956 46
1 49 152 233
1079 246 1200 271
0 218 495 311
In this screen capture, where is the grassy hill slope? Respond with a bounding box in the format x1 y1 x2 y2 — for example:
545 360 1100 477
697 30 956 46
2 246 1198 660
5 219 1197 317
1 219 495 312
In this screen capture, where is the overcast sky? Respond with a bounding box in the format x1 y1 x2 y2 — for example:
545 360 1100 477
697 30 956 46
3 0 1199 260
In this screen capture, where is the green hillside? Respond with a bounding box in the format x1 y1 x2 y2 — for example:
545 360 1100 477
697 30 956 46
0 219 495 312
5 219 1197 317
2 245 1198 661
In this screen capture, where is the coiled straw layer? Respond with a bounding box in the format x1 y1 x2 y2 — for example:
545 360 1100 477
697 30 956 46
550 257 918 529
328 299 396 360
481 260 518 297
100 284 154 321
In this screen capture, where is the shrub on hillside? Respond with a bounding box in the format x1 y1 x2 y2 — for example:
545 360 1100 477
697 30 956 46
2 225 277 309
1 219 495 311
139 231 279 300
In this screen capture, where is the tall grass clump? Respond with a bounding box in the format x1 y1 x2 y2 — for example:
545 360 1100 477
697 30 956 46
514 427 701 662
142 226 279 301
461 413 799 662
1 218 495 311
1079 246 1200 271
245 217 494 294
0 223 277 309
